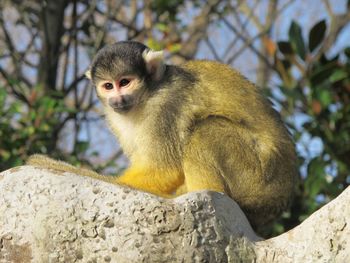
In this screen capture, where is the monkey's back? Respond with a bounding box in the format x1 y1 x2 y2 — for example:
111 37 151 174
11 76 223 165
178 60 298 227
183 61 276 127
182 61 289 142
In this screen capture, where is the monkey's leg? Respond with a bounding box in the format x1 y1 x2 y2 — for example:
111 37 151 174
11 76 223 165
183 116 264 197
175 183 188 195
183 117 238 194
183 117 292 227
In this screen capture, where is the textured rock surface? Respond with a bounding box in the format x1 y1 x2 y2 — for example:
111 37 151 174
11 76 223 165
0 166 349 263
254 184 350 262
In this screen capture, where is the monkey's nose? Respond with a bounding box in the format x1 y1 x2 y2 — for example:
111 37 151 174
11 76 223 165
108 96 133 112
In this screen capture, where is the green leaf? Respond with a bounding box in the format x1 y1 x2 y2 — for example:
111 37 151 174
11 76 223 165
305 158 327 197
329 69 348 83
277 41 294 55
308 20 327 52
75 141 89 153
155 23 168 32
289 21 306 60
167 43 182 52
317 89 332 107
310 61 338 86
27 126 35 135
344 47 350 59
146 38 163 51
0 88 6 104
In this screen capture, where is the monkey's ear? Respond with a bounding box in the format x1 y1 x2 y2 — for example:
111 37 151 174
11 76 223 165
142 50 165 81
85 69 92 80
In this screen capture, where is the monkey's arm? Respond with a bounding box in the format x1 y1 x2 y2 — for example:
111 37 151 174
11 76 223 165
26 154 115 183
115 166 184 197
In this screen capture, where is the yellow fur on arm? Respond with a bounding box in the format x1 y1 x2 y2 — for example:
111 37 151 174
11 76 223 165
115 166 184 198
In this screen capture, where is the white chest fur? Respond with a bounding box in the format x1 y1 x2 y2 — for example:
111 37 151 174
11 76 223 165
105 108 151 162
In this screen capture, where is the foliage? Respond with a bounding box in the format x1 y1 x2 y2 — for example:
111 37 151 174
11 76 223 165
0 87 92 171
151 0 185 21
269 19 350 235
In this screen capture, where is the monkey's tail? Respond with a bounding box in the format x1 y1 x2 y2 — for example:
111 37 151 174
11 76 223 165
26 154 112 182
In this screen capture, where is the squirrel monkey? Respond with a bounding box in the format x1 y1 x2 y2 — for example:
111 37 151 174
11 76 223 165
28 41 298 227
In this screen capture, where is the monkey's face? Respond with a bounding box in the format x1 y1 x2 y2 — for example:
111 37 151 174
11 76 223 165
86 41 165 114
95 75 147 113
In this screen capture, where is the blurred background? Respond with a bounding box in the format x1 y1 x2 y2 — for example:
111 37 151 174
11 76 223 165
0 0 349 237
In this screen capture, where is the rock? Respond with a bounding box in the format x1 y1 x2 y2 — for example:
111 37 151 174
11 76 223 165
0 166 349 262
255 183 350 262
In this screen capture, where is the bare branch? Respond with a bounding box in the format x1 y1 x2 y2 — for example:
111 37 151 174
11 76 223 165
277 0 295 16
221 17 273 69
238 0 264 31
0 66 29 104
204 37 221 61
172 0 222 63
226 30 268 65
322 0 334 17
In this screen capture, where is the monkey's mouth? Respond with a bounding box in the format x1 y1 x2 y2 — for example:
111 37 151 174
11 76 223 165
109 95 134 113
112 104 133 113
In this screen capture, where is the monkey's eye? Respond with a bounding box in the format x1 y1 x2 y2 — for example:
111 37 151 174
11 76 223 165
103 83 114 90
119 79 130 87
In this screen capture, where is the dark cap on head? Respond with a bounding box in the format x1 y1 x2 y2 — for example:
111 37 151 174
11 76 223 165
89 41 150 82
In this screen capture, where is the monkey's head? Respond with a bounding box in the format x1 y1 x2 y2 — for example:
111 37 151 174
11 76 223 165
86 41 165 113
